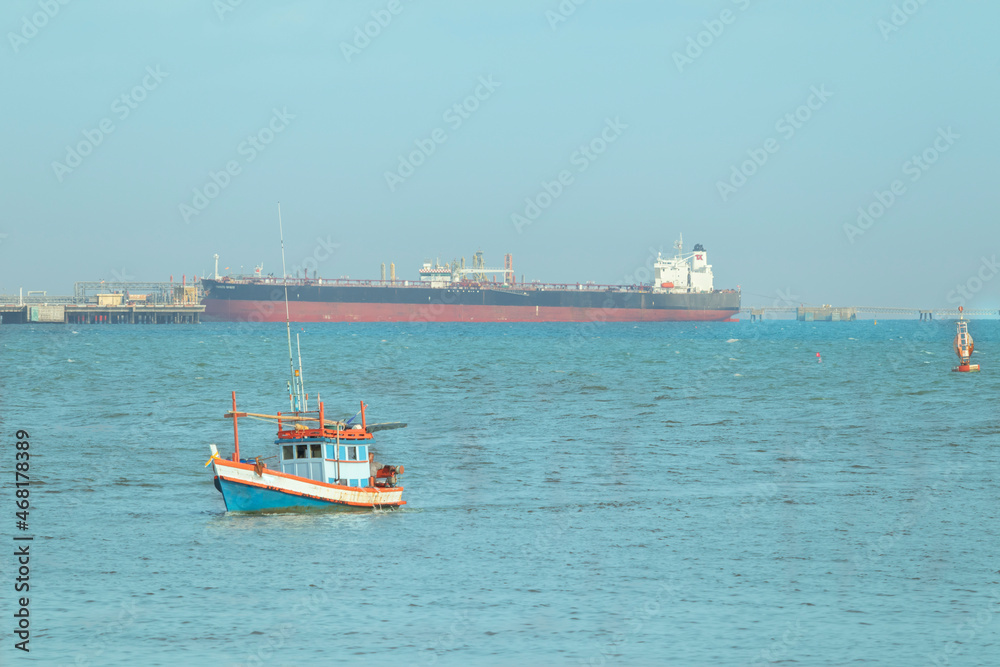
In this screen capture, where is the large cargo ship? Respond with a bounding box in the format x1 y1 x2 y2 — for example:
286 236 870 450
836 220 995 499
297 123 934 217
201 238 740 323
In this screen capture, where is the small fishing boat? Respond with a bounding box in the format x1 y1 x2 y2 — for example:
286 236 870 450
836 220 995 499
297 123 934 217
953 306 980 373
205 205 406 512
206 394 406 512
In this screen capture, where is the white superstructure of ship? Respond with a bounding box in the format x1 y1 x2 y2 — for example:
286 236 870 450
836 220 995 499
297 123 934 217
653 235 715 294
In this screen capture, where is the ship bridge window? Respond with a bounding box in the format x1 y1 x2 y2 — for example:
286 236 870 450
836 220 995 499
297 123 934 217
282 445 293 460
296 444 308 459
310 443 322 458
347 446 358 461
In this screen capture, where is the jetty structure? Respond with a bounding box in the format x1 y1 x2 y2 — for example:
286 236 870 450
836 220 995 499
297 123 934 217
745 306 999 322
0 278 205 324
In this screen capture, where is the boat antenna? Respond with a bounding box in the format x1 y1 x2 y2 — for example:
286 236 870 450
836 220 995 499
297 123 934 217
296 332 307 411
278 203 304 411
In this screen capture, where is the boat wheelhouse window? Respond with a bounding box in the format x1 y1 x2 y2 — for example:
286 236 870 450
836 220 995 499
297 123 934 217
347 446 358 461
296 444 308 459
282 445 293 460
310 443 322 458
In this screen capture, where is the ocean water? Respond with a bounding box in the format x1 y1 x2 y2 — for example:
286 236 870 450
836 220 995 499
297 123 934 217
1 320 998 666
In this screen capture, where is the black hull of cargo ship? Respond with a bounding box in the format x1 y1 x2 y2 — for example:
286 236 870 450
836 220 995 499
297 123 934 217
201 279 740 322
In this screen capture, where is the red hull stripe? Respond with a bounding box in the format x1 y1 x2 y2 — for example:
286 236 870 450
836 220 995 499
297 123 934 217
204 299 736 323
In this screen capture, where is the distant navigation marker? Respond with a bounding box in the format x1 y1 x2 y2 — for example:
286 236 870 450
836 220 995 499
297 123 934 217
953 307 980 372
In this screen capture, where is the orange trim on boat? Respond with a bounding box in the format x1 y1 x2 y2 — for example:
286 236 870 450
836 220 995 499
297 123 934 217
215 458 402 495
277 428 372 441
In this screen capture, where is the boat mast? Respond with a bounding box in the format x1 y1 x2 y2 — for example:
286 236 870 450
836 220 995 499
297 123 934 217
278 203 306 411
296 332 307 411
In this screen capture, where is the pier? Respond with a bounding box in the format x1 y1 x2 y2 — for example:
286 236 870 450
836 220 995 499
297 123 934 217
0 280 206 325
745 306 999 321
0 303 203 324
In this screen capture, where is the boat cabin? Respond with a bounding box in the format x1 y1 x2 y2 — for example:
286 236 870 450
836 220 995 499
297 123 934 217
277 425 374 488
224 396 403 490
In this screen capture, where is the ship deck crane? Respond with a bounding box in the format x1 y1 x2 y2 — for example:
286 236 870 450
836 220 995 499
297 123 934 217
455 267 511 279
454 251 514 283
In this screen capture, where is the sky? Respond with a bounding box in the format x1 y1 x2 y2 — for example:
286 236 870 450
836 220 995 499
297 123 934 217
2 0 998 308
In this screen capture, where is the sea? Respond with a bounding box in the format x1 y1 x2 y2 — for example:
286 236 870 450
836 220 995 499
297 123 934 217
1 320 997 666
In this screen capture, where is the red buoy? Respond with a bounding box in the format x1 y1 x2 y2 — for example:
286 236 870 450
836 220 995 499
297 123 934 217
953 307 980 372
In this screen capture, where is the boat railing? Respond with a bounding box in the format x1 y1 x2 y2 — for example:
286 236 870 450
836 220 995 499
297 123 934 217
277 427 371 441
209 276 659 293
274 406 373 441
